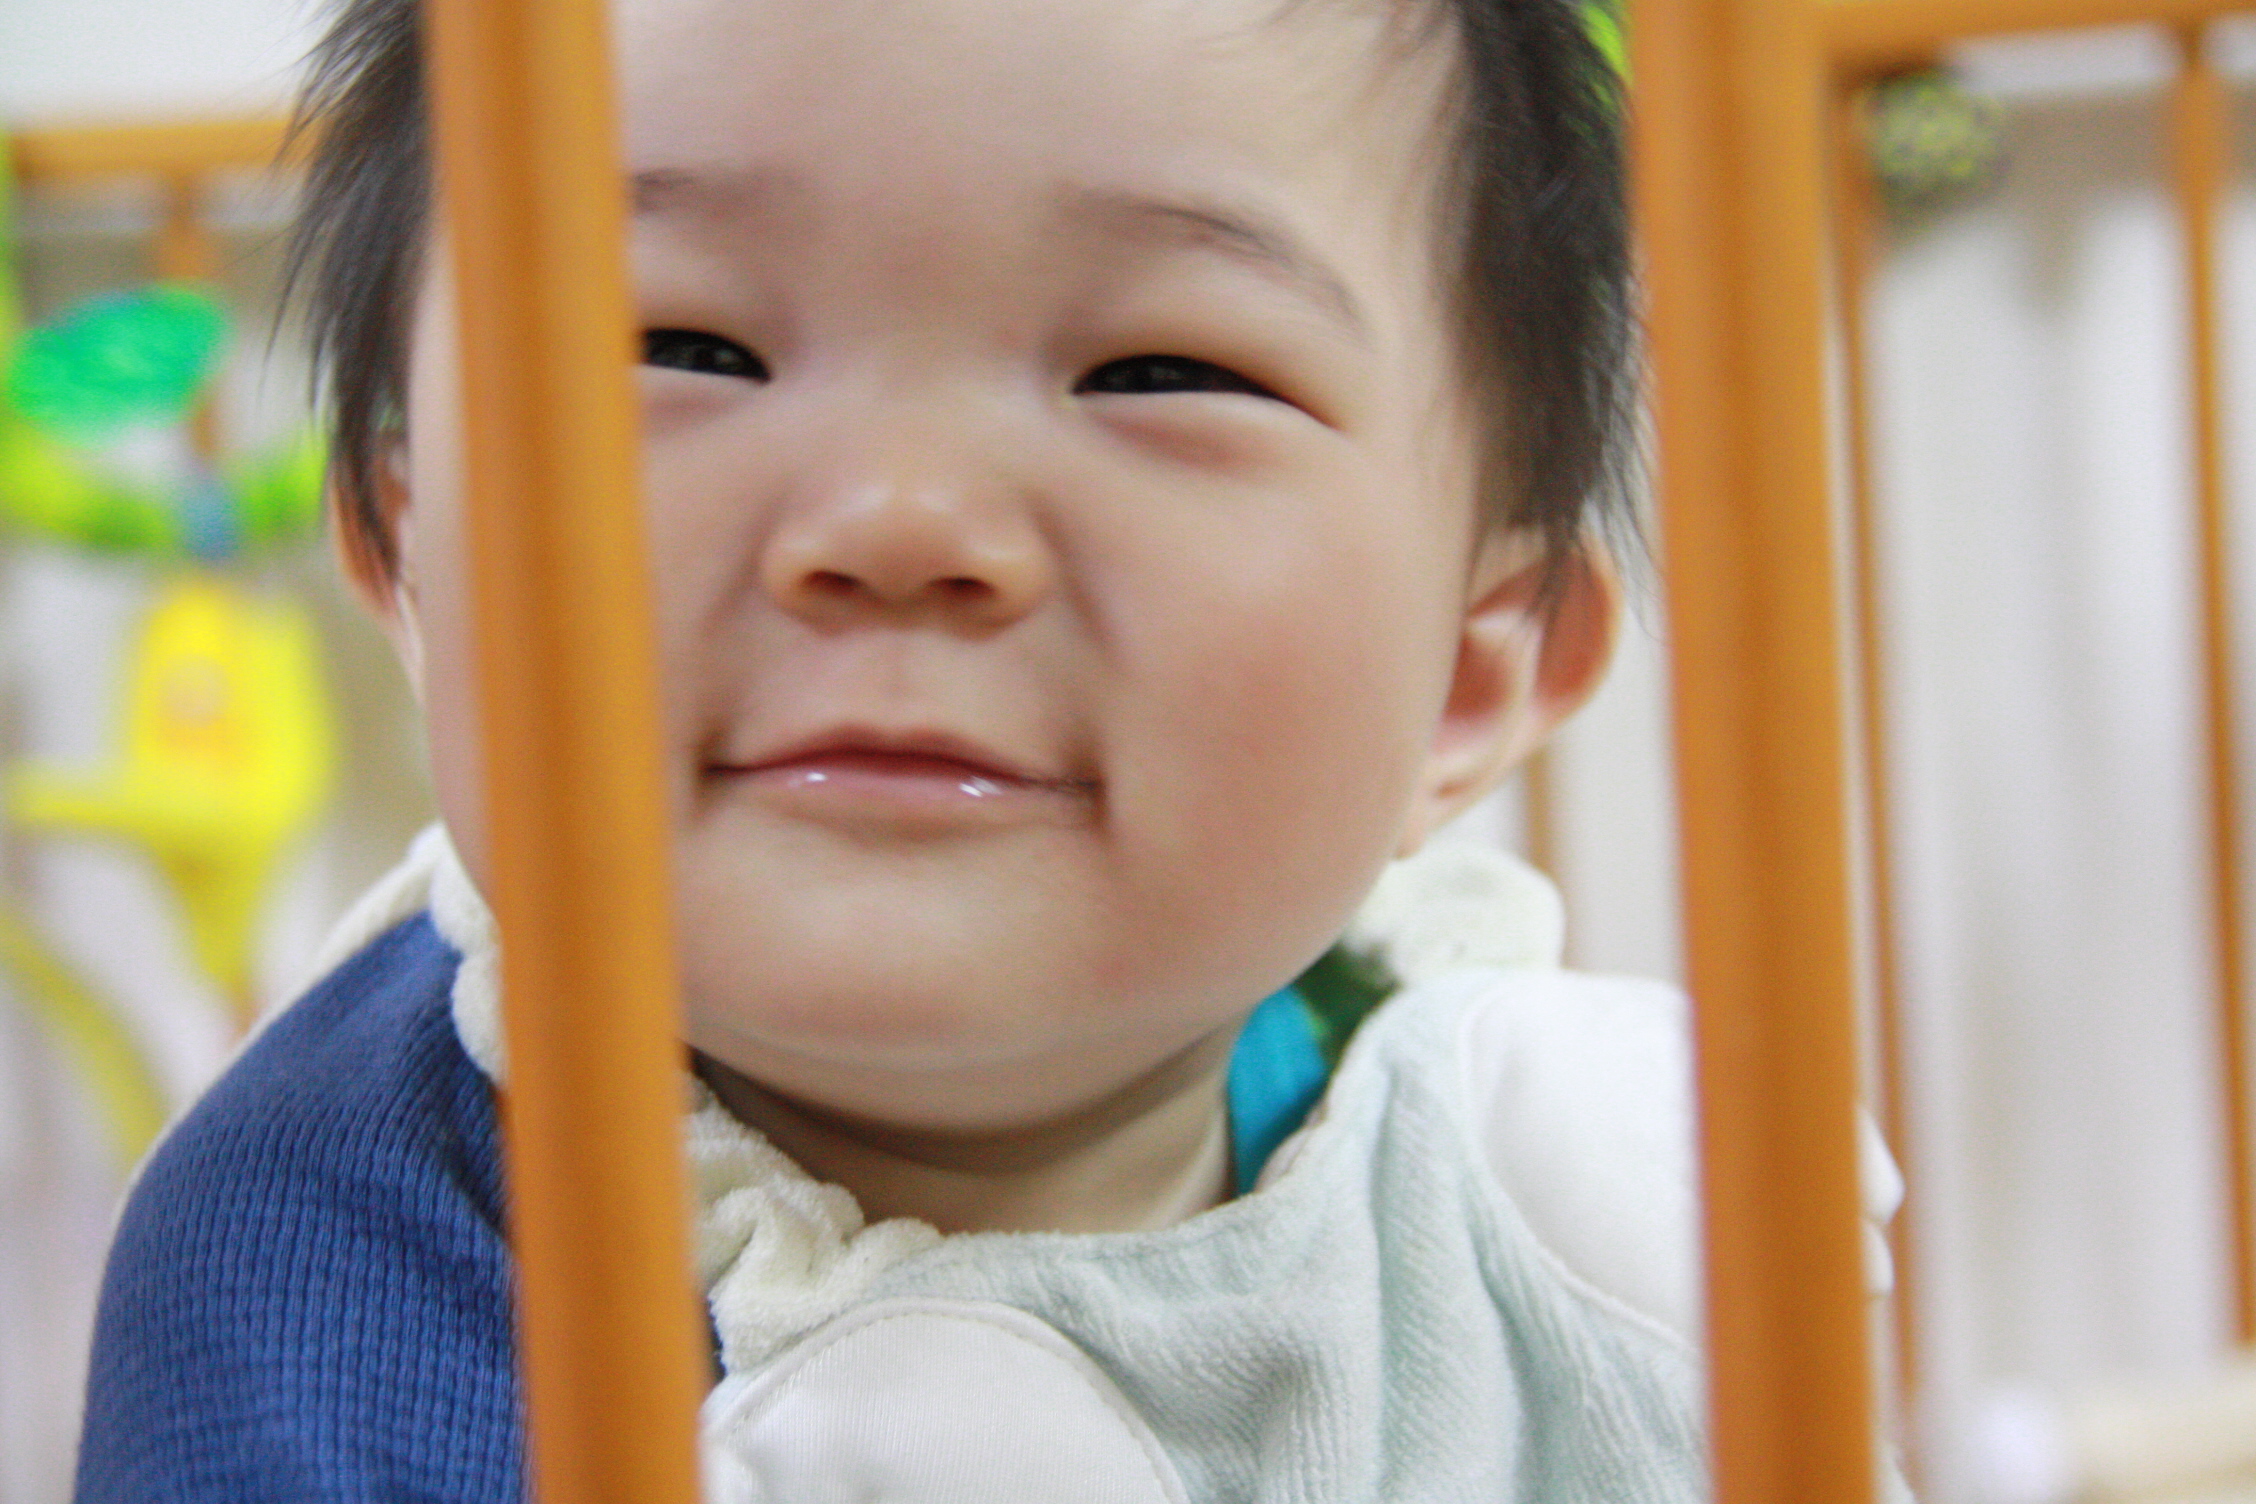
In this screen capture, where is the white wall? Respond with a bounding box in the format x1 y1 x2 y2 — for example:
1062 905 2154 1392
2 0 312 123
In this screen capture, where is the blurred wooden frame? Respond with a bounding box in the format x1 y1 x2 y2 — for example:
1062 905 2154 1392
9 116 293 183
1639 1 2254 1501
9 116 301 282
1815 0 2256 1430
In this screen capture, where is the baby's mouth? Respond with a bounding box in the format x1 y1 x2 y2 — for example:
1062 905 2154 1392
709 734 1096 831
755 749 1084 796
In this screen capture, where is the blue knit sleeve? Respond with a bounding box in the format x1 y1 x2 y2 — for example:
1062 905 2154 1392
75 916 524 1504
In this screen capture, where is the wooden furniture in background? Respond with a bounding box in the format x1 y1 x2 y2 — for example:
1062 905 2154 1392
1643 0 2256 1497
1812 3 2256 1425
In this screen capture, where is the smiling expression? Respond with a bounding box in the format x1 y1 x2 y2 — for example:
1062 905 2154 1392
393 0 1564 1133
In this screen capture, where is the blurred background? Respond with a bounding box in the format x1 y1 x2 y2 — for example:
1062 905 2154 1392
4 6 433 1500
4 5 2256 1503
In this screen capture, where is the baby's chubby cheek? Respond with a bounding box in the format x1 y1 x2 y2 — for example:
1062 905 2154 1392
1122 624 1439 955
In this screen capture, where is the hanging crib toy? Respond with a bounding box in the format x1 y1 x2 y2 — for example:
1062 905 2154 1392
0 178 336 1029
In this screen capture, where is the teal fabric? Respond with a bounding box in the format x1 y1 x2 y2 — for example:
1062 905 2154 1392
1226 985 1331 1194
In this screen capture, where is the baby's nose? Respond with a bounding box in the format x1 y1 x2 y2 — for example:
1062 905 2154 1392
759 473 1051 632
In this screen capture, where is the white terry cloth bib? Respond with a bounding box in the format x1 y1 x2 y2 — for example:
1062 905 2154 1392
692 963 1711 1504
314 830 1753 1502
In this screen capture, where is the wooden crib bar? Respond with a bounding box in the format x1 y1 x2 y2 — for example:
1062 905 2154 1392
2167 20 2256 1347
1630 0 1882 1499
421 0 706 1499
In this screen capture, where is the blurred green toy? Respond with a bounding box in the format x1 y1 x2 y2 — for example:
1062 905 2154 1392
0 139 324 561
10 282 227 436
1864 67 2007 223
0 285 325 558
1580 0 1626 81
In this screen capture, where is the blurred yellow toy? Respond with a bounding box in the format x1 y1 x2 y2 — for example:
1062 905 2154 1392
10 574 336 1022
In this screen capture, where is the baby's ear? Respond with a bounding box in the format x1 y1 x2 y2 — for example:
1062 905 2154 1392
1399 537 1620 856
330 455 427 702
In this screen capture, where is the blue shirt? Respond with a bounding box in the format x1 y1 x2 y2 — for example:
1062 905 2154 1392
75 916 1333 1502
77 916 520 1503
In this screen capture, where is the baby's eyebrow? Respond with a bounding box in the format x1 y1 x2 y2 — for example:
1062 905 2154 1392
631 167 801 219
629 169 1368 344
1062 187 1368 343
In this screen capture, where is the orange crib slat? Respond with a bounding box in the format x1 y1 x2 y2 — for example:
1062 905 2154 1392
2168 23 2256 1348
421 2 706 1501
152 173 224 462
7 116 293 183
1826 73 1923 1426
1629 0 1882 1499
1824 0 2255 80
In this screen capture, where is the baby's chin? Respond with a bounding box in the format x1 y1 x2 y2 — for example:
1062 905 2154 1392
678 968 1240 1136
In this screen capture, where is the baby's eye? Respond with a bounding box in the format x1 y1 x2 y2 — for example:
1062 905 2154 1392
1075 355 1280 401
642 328 769 382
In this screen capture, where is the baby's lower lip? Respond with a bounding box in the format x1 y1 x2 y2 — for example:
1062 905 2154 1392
713 751 1093 830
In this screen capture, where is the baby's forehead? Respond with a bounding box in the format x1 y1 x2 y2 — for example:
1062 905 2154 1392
615 0 1459 182
616 0 1463 321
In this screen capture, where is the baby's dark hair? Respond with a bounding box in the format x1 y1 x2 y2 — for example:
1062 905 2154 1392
288 0 1633 589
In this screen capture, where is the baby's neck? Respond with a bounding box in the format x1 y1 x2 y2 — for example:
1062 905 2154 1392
693 1035 1236 1236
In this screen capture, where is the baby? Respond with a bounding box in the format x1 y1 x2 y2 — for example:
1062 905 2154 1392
74 0 1896 1497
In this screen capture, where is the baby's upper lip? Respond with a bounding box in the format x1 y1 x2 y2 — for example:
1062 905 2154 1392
723 726 1081 789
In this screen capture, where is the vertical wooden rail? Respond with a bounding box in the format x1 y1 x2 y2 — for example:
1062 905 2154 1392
153 174 216 284
1629 0 1882 1498
2169 21 2256 1347
423 2 708 1502
1522 748 1561 885
1826 78 1924 1416
1 130 20 348
152 175 223 466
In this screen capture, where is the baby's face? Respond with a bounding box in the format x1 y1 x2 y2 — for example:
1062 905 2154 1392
399 0 1546 1131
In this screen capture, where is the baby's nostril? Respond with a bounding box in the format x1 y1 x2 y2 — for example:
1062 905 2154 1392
794 570 1000 607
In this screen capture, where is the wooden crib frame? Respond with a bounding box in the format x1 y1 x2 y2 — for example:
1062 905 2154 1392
1816 0 2256 1413
11 0 2254 1499
1642 4 2254 1498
